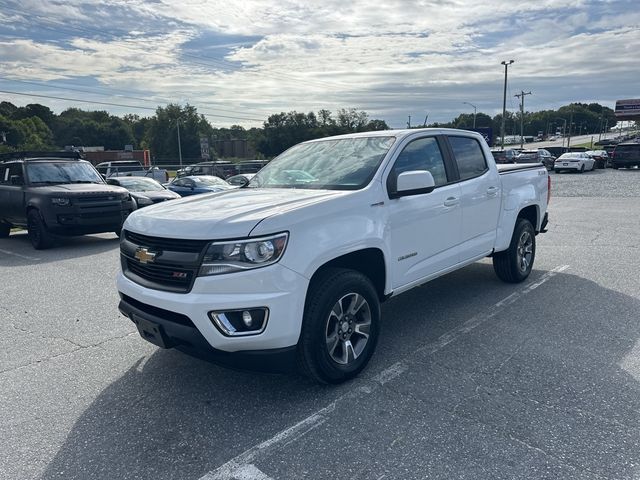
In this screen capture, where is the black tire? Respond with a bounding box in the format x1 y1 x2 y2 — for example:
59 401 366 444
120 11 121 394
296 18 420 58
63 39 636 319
27 210 54 250
298 268 380 384
493 218 536 283
612 164 619 170
0 222 10 238
579 164 585 173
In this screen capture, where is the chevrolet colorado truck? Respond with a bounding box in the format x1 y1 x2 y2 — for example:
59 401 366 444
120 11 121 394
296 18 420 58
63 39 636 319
117 129 550 383
0 152 135 249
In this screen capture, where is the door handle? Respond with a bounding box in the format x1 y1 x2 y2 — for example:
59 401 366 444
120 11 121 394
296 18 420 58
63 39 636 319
443 197 459 207
486 186 499 196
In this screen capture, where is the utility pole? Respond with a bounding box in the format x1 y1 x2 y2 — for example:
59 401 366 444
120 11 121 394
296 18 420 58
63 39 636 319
407 115 411 129
566 107 574 149
463 102 477 128
514 90 532 149
556 117 567 147
598 114 603 142
500 60 514 149
603 118 609 140
176 119 183 167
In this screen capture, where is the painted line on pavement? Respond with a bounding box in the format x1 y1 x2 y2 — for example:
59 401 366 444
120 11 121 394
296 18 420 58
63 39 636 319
199 264 570 480
0 249 40 261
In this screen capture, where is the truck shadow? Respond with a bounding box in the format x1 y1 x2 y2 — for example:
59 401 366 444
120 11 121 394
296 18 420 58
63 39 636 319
0 231 119 266
40 267 640 479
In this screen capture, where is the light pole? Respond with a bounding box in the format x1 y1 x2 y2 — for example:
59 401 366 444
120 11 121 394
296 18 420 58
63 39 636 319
514 90 532 149
500 59 514 149
175 118 183 167
556 117 567 147
463 102 477 128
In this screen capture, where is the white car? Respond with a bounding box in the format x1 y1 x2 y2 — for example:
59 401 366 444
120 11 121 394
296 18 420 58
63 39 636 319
117 128 550 383
554 152 595 173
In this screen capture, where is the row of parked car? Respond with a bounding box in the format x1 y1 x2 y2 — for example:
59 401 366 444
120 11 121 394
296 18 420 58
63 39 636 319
491 142 640 172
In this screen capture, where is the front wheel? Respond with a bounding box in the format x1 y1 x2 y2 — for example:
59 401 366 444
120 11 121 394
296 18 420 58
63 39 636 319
27 210 54 250
298 268 380 384
579 164 585 173
0 222 10 238
493 218 536 283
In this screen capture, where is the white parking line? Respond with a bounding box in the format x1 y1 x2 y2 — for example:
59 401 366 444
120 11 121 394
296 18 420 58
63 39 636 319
199 264 570 480
0 249 40 261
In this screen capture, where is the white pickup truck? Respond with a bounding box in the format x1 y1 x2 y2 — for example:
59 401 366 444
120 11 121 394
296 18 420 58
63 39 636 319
117 128 550 383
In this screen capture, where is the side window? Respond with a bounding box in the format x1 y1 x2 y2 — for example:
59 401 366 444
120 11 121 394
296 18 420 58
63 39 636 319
448 136 488 181
0 166 8 184
173 179 185 187
7 164 24 184
390 137 448 189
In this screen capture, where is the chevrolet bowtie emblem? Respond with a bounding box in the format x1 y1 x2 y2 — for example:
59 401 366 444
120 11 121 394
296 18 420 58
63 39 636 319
134 247 157 264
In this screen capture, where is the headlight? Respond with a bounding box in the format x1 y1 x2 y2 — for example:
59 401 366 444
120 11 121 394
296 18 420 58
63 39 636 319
134 196 153 206
199 232 288 276
51 197 71 206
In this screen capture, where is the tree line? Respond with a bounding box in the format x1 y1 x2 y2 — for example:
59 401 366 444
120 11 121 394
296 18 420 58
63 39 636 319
0 99 621 163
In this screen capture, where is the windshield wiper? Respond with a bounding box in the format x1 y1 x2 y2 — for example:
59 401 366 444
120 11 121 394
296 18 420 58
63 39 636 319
69 180 102 184
31 181 72 185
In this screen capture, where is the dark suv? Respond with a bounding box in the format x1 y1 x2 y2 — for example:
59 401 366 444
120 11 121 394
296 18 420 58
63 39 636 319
0 152 135 249
611 143 640 169
176 161 237 179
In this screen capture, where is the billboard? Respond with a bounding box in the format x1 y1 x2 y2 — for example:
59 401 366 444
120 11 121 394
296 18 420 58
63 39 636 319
614 99 640 120
200 137 210 159
468 127 493 146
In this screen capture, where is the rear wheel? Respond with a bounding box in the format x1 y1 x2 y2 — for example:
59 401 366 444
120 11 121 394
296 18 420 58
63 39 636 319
298 268 380 384
0 222 10 238
27 210 54 250
493 218 536 283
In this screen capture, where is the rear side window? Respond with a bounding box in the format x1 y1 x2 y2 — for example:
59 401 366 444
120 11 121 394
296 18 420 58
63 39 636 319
448 136 488 181
1 164 23 184
390 137 448 188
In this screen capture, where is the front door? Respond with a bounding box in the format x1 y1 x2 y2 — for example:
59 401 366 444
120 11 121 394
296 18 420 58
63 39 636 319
386 136 462 289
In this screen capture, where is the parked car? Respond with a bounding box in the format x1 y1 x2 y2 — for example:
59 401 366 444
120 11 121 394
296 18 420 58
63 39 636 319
0 151 135 249
175 161 237 179
106 177 180 208
236 160 270 174
610 143 640 169
554 152 595 173
490 149 519 164
515 149 555 170
584 150 609 169
226 173 256 186
165 175 232 196
95 160 168 182
117 128 550 383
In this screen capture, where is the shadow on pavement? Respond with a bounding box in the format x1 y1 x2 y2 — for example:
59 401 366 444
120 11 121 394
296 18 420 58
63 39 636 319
40 269 640 479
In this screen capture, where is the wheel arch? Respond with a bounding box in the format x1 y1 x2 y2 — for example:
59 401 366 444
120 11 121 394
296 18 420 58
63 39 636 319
308 248 388 302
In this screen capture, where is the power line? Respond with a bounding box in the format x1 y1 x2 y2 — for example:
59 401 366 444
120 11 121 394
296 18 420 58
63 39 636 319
0 76 274 117
0 89 266 123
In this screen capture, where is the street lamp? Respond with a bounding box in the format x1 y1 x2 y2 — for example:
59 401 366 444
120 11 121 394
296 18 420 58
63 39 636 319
463 102 477 129
555 117 567 147
500 60 514 149
175 118 183 167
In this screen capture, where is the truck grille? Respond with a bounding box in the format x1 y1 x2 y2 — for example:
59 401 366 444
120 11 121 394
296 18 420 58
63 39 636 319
121 230 207 293
124 230 208 253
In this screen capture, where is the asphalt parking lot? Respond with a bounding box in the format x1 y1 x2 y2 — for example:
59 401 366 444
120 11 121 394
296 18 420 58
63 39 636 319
2 167 640 480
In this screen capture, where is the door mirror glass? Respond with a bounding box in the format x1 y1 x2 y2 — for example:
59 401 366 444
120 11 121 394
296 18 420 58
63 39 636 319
392 170 435 198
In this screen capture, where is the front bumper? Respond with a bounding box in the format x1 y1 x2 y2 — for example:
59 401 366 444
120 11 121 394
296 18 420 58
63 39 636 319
116 263 309 357
44 201 134 235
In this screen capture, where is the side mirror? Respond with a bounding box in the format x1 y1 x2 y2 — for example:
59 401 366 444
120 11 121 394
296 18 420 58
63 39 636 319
390 170 436 199
10 175 23 186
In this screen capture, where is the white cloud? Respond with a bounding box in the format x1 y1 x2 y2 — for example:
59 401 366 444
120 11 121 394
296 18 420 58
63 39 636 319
0 0 637 126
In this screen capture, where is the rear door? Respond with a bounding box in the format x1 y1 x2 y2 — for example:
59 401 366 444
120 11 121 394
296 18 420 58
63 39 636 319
445 135 501 261
1 163 26 223
385 135 462 288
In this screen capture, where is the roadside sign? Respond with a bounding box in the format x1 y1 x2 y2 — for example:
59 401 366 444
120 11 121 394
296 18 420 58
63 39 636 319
200 137 210 159
615 99 640 120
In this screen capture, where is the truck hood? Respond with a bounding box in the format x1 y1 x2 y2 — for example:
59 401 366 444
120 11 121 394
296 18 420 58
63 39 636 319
124 188 347 239
29 183 128 196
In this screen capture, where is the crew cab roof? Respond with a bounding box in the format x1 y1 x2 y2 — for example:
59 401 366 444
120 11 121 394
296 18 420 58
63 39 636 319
304 128 483 143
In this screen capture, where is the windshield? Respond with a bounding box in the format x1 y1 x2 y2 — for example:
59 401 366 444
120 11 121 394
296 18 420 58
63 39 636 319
116 177 164 191
27 162 104 184
249 136 396 190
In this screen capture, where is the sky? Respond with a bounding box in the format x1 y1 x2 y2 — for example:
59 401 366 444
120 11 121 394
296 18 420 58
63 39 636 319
0 0 638 128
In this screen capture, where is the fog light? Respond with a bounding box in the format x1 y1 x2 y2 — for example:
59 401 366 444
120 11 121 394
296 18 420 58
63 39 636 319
208 308 269 336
